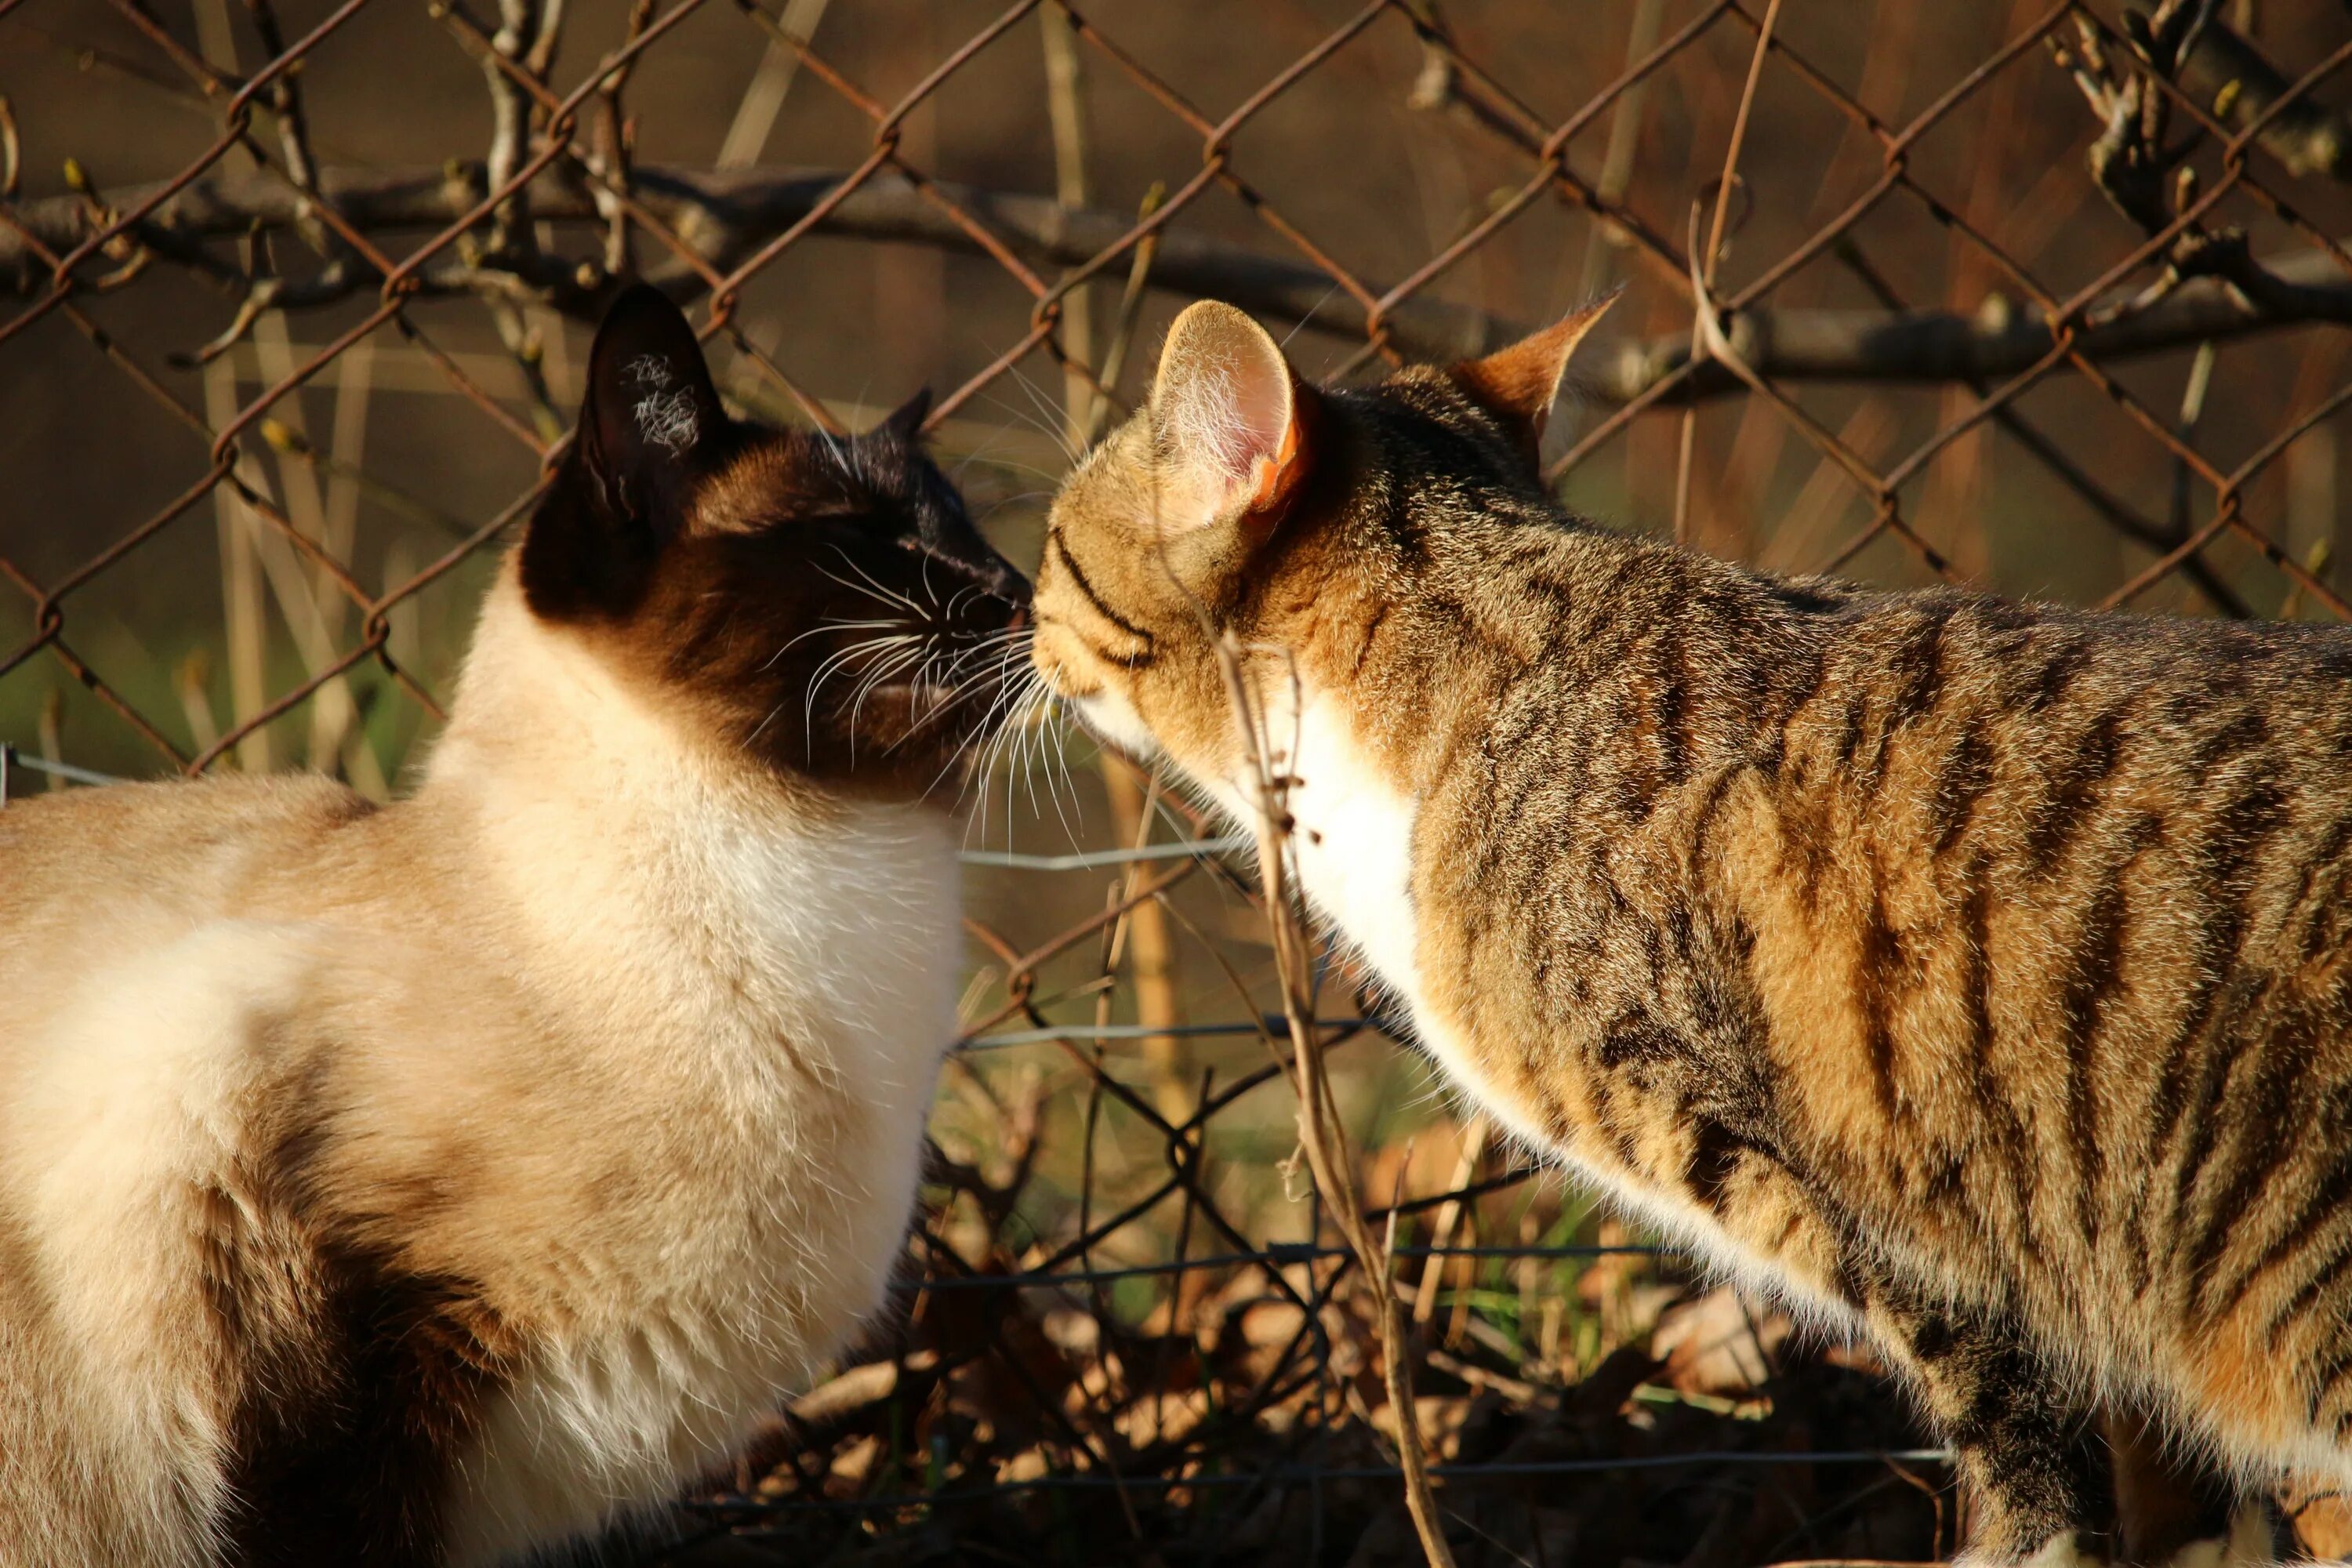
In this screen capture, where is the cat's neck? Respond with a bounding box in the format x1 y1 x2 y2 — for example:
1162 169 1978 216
413 565 962 1053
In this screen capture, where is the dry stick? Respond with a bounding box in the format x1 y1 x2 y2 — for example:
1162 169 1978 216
202 358 271 773
1210 632 1456 1568
1569 0 1666 505
186 0 268 773
1572 0 1667 305
1086 183 1165 446
181 0 387 791
474 0 568 442
2123 0 2352 178
1084 193 1191 1121
519 187 578 427
2167 338 2220 572
579 0 649 281
209 418 383 788
1672 0 1780 548
1102 759 1191 1122
35 687 64 791
1410 1113 1488 1327
716 0 829 172
1040 3 1094 453
247 325 391 798
310 333 383 779
1712 0 1911 571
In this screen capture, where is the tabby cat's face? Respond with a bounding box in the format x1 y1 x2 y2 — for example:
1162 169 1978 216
523 286 1029 800
1030 296 1611 779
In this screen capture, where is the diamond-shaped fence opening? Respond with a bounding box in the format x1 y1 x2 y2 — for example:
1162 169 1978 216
8 2 2352 1562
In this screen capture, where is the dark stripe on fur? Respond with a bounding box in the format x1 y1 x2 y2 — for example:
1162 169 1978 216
1044 528 1156 651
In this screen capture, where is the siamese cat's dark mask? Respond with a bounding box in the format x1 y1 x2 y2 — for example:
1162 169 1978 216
521 285 1029 796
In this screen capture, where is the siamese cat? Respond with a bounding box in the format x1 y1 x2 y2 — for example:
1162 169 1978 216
0 285 1027 1566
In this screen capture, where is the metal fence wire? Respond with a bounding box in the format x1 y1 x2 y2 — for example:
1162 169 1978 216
9 0 2352 1562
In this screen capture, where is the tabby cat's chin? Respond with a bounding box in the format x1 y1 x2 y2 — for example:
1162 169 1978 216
1062 687 1159 765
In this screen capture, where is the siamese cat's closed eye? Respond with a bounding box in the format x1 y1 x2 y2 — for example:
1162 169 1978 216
0 286 1026 1565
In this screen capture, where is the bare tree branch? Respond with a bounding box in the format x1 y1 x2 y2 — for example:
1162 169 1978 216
5 162 2349 404
2120 0 2352 180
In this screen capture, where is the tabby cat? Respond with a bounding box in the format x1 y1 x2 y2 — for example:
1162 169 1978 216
0 285 1025 1565
1030 295 2352 1565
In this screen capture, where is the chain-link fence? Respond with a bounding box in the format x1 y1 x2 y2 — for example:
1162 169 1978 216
8 1 2352 1562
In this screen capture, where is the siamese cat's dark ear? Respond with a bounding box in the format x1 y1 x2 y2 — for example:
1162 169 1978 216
1450 285 1619 466
579 284 727 526
523 285 727 619
1146 299 1318 539
878 387 932 441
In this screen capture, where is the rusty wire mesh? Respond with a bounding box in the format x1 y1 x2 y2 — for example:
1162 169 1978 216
8 0 2352 1562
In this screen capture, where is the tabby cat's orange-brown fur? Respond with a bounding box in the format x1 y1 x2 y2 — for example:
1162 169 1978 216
1032 296 2350 1565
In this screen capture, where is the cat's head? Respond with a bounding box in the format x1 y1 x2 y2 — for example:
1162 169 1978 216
519 285 1029 800
1029 294 1611 777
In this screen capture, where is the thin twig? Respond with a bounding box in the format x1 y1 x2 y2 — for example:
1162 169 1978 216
1041 2 1095 454
1674 0 1780 546
1211 628 1456 1568
717 0 830 171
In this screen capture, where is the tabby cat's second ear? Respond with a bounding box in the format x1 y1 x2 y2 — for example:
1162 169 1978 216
1450 287 1621 465
1146 300 1316 537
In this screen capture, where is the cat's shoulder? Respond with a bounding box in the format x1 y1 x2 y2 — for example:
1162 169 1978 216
2 769 374 847
2 771 382 932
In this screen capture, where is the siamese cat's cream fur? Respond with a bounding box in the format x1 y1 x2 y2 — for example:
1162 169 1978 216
0 287 1027 1566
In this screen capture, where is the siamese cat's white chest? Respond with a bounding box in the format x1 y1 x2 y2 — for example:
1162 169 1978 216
444 793 964 1564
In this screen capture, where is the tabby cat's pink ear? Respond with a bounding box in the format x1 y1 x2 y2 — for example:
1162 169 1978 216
1450 287 1621 465
1147 300 1315 533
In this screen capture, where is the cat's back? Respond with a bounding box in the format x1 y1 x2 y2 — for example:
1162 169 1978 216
2 771 377 904
1813 584 2352 728
2 774 379 1022
1768 586 2352 875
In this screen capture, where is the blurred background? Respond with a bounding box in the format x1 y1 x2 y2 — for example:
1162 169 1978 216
7 1 2352 1562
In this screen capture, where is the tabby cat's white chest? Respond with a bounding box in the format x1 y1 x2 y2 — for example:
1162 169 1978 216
1183 691 1559 1154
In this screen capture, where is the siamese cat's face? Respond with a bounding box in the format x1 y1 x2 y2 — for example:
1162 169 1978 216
521 287 1029 799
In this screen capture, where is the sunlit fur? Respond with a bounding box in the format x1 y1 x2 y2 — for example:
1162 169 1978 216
0 287 1025 1564
1032 298 2352 1566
